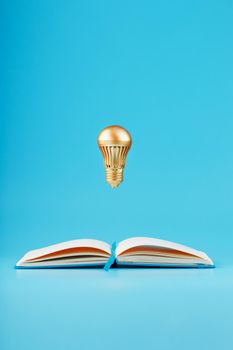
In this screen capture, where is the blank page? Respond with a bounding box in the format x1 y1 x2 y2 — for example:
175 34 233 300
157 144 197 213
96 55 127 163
116 237 213 265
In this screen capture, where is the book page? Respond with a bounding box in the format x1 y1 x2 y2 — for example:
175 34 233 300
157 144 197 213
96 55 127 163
19 257 108 267
17 239 111 266
116 237 213 264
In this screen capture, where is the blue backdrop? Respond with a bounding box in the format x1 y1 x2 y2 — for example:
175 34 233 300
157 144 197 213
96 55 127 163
1 1 233 349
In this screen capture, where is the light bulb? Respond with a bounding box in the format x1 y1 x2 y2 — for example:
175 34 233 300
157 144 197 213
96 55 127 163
97 125 132 188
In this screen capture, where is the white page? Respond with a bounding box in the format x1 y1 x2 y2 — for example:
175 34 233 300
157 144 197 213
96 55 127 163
118 256 206 264
19 257 108 267
17 239 111 266
116 237 213 265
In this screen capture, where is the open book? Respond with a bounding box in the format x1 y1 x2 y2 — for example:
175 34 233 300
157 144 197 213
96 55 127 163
16 237 214 269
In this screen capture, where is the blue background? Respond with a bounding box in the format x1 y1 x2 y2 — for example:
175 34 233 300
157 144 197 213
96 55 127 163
1 1 233 349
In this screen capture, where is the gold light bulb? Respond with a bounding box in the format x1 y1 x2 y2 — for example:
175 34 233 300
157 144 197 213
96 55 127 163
97 125 132 188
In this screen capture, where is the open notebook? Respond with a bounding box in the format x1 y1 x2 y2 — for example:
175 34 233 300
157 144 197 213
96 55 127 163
16 237 214 269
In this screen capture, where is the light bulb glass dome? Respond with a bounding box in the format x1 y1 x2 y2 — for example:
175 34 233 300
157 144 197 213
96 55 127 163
98 125 132 146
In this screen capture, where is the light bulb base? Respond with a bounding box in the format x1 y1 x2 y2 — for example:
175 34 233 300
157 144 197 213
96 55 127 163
105 168 123 188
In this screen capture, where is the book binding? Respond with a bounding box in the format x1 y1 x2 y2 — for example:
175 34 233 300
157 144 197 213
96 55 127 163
104 242 117 271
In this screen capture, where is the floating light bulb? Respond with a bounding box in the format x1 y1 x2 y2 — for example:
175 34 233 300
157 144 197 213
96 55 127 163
97 125 132 188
